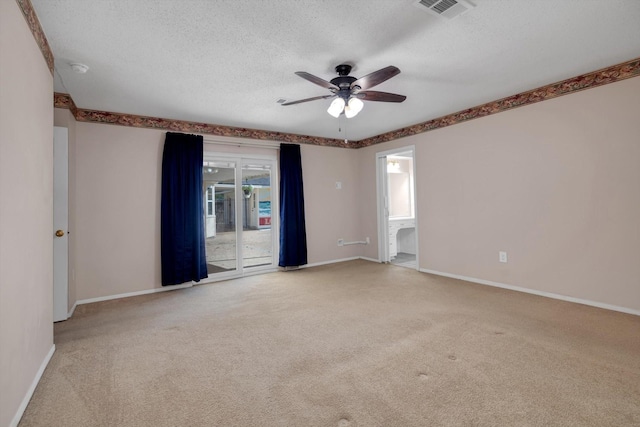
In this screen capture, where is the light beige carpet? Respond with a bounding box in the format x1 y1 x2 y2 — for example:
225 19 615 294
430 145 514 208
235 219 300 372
19 260 640 426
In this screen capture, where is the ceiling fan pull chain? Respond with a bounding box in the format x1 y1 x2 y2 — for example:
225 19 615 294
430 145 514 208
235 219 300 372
340 115 348 144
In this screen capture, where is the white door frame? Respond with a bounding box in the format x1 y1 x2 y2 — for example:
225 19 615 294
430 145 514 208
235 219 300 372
376 155 390 262
375 145 419 268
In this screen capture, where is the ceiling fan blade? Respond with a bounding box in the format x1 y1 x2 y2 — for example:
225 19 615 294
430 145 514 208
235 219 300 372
355 91 406 103
295 72 339 91
350 66 401 91
281 94 335 106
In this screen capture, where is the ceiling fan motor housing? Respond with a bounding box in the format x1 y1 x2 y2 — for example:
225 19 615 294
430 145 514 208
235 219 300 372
331 64 359 98
335 64 352 76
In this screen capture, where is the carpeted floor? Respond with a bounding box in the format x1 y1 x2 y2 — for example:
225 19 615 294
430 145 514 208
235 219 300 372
19 260 640 426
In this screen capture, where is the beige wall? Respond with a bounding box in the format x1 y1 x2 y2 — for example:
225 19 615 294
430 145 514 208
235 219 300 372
65 75 640 313
301 144 363 264
359 76 640 312
73 124 363 300
75 123 165 300
0 1 54 426
54 109 77 311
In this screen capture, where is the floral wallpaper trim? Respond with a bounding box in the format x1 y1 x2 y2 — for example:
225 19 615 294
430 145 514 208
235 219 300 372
69 108 350 148
356 57 640 148
16 0 54 75
54 57 639 149
54 92 78 116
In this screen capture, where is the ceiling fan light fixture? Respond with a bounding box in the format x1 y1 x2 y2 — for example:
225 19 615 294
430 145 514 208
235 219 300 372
286 64 405 118
344 97 364 118
327 97 346 118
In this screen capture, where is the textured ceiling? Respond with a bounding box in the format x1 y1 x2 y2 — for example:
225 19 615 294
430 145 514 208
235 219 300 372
33 0 640 141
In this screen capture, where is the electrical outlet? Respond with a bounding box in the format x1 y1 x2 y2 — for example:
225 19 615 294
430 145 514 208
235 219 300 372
499 251 508 263
365 237 370 244
335 181 342 190
337 239 344 246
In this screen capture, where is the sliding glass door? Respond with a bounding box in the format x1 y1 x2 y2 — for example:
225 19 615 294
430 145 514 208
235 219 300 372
241 163 273 269
202 154 277 279
203 160 237 274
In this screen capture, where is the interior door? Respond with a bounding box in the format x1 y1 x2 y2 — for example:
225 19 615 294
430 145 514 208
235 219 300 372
53 127 69 322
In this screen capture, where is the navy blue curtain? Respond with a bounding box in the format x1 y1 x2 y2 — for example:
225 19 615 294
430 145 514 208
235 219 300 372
279 143 308 267
161 132 208 285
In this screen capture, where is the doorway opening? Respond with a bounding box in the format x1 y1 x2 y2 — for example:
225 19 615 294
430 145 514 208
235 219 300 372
376 146 418 269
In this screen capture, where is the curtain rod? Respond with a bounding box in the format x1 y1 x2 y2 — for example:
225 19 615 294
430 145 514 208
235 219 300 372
203 136 281 150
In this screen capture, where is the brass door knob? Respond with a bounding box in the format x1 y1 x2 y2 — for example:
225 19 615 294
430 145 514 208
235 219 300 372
55 230 65 237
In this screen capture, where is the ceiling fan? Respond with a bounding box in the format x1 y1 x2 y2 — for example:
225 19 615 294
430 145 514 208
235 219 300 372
281 64 406 118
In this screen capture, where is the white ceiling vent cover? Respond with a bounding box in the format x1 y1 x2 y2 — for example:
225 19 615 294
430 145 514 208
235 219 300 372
414 0 475 20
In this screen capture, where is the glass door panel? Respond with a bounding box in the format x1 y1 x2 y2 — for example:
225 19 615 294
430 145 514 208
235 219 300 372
241 163 273 269
203 161 237 274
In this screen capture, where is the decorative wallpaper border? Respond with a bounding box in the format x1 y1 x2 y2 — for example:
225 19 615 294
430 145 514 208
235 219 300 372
54 57 640 149
16 0 54 75
356 57 640 148
54 93 78 116
69 107 349 148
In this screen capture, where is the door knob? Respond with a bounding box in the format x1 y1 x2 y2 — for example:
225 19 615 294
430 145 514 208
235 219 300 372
55 230 65 237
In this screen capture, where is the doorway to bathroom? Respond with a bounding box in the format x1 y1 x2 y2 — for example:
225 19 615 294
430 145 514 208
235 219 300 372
376 146 418 269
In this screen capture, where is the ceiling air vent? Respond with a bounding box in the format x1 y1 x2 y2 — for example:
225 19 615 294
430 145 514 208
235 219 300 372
414 0 475 20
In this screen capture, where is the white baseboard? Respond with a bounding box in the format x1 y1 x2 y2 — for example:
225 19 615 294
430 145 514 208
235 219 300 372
420 268 640 317
302 257 361 269
300 256 381 269
67 301 77 318
75 282 193 306
74 259 375 306
11 344 55 427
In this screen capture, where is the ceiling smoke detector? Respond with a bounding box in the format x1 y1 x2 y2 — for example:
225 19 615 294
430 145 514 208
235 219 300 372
70 62 89 73
413 0 475 20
